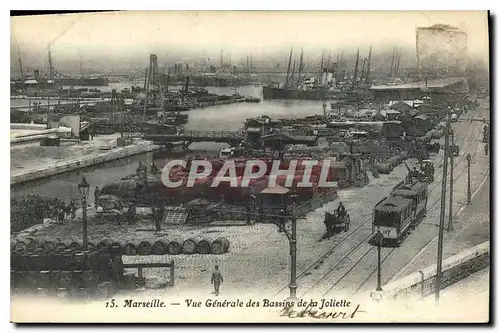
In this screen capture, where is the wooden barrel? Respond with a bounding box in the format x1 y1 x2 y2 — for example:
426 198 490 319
13 240 27 252
71 270 84 289
26 271 41 289
73 252 85 270
167 239 182 255
109 241 125 256
97 239 113 250
136 240 152 255
87 241 96 251
196 239 212 254
211 238 230 255
50 271 62 289
26 238 41 252
374 163 391 174
182 239 198 254
122 272 136 290
55 242 68 253
151 240 169 255
66 239 83 251
123 241 137 256
42 240 57 252
39 271 52 289
82 271 97 290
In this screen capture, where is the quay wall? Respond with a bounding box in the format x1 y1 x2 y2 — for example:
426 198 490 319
11 140 159 186
371 241 490 301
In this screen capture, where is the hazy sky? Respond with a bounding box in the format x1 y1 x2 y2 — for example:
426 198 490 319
10 11 489 71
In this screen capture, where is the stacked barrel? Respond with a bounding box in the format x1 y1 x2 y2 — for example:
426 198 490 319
11 236 231 257
374 152 406 175
10 245 120 300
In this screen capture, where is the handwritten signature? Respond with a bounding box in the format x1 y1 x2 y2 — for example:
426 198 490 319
280 304 365 320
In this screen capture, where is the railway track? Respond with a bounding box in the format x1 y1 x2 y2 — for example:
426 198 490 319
274 107 485 299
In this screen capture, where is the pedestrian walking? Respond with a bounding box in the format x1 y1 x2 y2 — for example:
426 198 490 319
211 265 224 296
485 143 489 156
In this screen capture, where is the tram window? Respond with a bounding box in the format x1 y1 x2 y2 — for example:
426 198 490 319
375 210 397 226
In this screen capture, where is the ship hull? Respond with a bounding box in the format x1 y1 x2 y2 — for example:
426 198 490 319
262 85 367 101
57 77 109 87
262 86 328 100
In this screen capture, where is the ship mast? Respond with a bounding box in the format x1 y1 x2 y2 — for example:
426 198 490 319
352 48 359 89
319 50 324 81
394 51 401 78
285 48 293 88
365 45 372 84
389 45 396 78
297 48 304 85
17 46 24 81
360 58 366 84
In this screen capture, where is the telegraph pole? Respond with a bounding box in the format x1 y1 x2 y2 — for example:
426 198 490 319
435 110 451 302
447 129 454 231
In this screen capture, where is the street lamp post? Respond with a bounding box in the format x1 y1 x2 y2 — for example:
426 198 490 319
467 154 472 204
374 230 384 291
152 198 162 232
448 129 454 232
78 176 90 251
288 190 299 301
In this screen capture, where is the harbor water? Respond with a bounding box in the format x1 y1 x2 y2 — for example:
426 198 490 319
11 84 328 201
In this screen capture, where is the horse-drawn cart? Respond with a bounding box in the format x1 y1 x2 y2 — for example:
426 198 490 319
322 211 350 239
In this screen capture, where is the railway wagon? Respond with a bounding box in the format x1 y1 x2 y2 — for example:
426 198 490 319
371 179 428 246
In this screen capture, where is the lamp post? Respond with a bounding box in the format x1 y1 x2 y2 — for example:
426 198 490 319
288 190 299 301
374 230 384 291
466 154 472 204
152 198 163 232
78 176 90 251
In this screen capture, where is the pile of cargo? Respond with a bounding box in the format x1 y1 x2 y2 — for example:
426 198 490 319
11 236 230 256
373 152 406 175
10 246 122 300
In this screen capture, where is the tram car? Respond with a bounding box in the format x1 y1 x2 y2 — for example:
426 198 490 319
371 179 428 246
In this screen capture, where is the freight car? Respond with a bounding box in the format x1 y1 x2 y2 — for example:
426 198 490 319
371 179 428 246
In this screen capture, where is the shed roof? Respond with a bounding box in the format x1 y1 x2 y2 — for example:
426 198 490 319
261 185 290 195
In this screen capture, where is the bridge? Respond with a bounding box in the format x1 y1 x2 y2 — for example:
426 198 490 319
142 130 245 150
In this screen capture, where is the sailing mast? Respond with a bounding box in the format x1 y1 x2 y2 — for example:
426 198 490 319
319 50 324 81
285 48 293 88
352 48 359 89
365 45 372 84
290 59 296 87
394 51 401 78
17 46 24 81
389 45 396 77
297 48 304 85
360 58 366 84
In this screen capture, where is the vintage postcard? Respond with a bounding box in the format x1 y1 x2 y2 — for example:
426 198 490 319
10 10 490 323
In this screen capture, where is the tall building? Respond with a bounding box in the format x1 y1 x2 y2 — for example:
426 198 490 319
416 24 468 77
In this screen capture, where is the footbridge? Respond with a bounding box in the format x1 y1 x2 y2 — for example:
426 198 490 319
142 130 245 150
